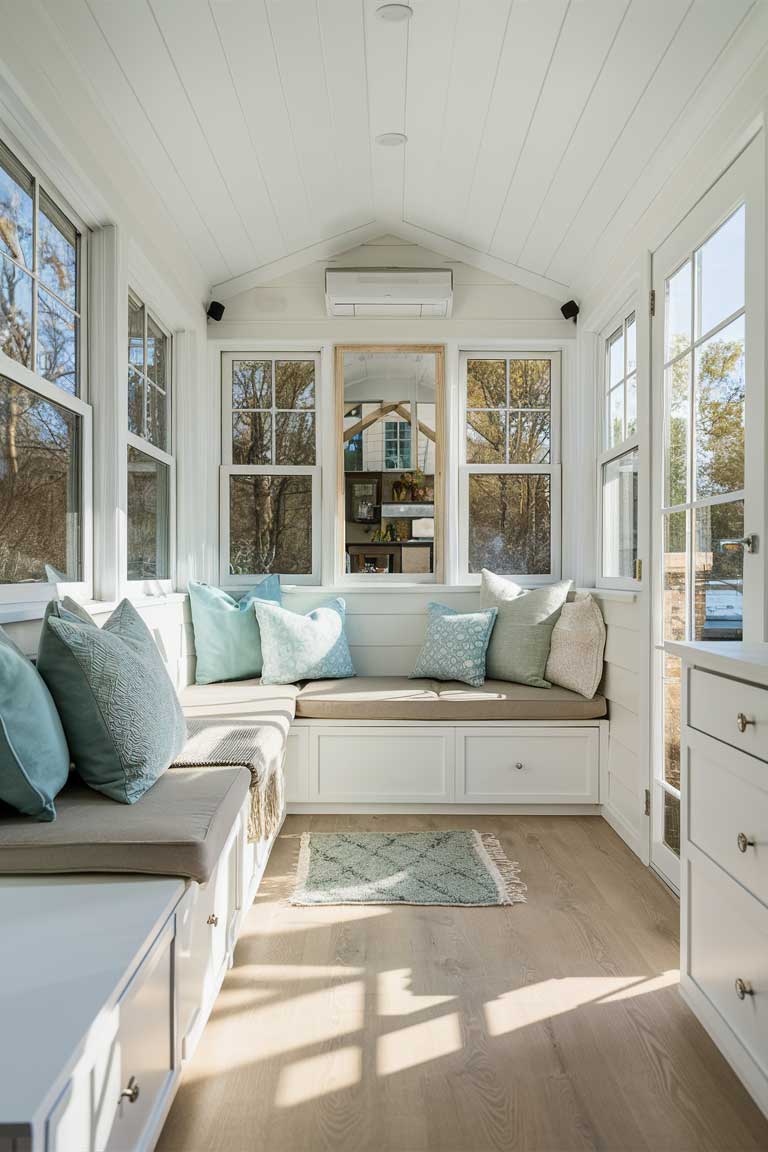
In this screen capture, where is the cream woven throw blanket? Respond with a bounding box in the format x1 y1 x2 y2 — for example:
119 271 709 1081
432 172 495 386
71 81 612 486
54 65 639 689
173 719 284 842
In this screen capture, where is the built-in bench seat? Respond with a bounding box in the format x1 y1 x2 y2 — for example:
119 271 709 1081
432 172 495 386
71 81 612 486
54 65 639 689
294 676 607 721
0 766 250 882
180 675 606 722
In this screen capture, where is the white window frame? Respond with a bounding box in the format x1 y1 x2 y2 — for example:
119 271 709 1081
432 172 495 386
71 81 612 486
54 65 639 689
0 132 91 615
597 303 641 591
458 350 561 585
220 350 321 586
126 288 175 593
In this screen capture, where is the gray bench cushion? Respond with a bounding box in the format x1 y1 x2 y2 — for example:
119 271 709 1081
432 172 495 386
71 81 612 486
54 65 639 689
0 766 250 883
295 677 607 720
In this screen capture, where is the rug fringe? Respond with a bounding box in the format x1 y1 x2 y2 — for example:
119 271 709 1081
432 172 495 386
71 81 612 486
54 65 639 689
473 831 528 905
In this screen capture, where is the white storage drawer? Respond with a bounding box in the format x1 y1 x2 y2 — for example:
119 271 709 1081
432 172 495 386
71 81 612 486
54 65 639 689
688 849 768 1080
311 726 454 802
177 828 239 1059
105 921 175 1152
687 729 768 907
689 668 768 762
457 727 599 803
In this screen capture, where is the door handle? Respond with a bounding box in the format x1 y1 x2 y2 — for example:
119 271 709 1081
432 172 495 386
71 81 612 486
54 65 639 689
721 534 758 554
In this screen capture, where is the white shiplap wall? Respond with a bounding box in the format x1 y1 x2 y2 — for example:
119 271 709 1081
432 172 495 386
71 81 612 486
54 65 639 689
3 598 190 692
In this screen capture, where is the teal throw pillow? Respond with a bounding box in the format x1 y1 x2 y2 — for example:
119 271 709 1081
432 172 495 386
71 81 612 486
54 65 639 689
252 598 355 685
480 570 572 688
411 603 497 687
188 577 281 685
37 598 186 804
0 627 70 821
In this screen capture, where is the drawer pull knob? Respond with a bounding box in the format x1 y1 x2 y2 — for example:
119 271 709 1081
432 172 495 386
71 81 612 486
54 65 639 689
737 832 755 853
207 913 219 927
737 712 755 733
120 1076 140 1104
735 978 754 1001
514 762 524 771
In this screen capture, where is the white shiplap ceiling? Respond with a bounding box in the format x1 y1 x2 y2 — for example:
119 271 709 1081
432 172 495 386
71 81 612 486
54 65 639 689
35 0 768 299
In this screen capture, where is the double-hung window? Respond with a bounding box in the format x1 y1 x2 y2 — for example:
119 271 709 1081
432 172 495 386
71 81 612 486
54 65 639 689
127 291 173 583
0 136 89 603
459 352 560 582
221 352 320 585
598 308 639 586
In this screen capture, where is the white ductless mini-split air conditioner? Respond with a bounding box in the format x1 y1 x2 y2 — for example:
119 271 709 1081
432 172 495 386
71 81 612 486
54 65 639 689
325 268 454 318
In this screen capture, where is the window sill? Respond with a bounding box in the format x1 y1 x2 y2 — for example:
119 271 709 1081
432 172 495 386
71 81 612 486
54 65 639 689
0 591 187 626
578 586 639 603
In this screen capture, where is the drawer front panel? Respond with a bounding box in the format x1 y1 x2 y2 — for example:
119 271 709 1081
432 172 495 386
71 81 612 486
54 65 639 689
106 923 175 1151
458 728 599 803
688 850 768 1079
689 668 768 762
688 731 768 906
312 727 454 802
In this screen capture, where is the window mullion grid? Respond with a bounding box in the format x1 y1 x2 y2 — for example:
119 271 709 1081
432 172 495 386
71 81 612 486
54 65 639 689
504 357 510 464
687 257 696 641
30 174 39 377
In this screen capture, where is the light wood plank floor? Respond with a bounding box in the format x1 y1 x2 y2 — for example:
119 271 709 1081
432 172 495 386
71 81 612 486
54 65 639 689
158 815 768 1152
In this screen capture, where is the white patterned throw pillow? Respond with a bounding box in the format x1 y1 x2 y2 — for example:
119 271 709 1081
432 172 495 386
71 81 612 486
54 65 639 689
545 594 606 699
410 602 498 687
252 598 355 685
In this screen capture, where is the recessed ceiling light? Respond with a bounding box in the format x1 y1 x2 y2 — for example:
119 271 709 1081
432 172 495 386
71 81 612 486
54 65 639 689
376 3 413 21
376 132 408 147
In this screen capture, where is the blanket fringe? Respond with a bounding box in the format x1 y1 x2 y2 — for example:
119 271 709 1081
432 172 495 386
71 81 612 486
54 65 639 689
473 831 528 905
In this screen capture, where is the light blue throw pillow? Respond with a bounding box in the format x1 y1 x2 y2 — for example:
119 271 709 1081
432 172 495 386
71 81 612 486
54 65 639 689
411 602 498 687
252 598 355 685
188 576 282 685
0 627 70 821
37 598 187 804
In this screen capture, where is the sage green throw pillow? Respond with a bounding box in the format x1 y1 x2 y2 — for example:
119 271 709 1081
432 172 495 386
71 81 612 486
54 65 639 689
480 570 572 688
0 627 70 820
37 598 186 804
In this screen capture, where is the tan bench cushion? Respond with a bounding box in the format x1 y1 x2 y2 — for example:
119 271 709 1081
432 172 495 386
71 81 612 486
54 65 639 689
0 767 250 883
295 676 606 721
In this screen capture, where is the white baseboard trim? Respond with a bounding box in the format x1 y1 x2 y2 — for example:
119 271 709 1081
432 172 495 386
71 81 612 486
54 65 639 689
602 802 648 863
286 803 603 816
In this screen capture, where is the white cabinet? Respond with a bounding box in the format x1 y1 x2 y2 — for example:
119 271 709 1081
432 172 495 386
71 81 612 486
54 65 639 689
670 641 768 1120
457 727 599 804
310 725 455 802
105 921 176 1152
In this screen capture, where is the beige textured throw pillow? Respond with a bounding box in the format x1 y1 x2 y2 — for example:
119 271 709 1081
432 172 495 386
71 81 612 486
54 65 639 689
545 594 606 699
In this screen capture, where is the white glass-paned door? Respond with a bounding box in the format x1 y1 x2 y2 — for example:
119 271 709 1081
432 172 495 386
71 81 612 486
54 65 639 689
651 138 766 890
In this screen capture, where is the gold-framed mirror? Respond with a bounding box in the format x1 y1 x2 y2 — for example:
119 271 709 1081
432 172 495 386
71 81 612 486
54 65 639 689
335 345 444 579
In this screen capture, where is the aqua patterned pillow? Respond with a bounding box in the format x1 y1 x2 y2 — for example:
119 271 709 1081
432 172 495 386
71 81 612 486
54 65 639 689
252 598 355 685
411 603 498 687
37 599 187 804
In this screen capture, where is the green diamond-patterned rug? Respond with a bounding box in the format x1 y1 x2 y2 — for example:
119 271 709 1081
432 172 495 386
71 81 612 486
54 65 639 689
290 830 527 906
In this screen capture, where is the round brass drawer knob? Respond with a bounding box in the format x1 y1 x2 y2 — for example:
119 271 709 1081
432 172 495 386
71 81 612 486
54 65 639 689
737 712 755 733
515 762 524 771
207 913 219 927
735 978 754 1001
120 1076 140 1104
737 832 755 854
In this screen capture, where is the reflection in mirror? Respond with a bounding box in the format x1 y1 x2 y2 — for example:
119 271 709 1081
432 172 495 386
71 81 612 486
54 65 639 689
340 348 441 577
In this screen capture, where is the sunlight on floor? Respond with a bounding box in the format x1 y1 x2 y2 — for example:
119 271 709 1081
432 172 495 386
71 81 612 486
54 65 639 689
275 1046 362 1108
377 1013 462 1076
484 971 679 1034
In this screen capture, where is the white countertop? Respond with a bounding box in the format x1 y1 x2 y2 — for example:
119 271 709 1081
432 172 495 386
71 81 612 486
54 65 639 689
665 640 768 686
0 874 184 1126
